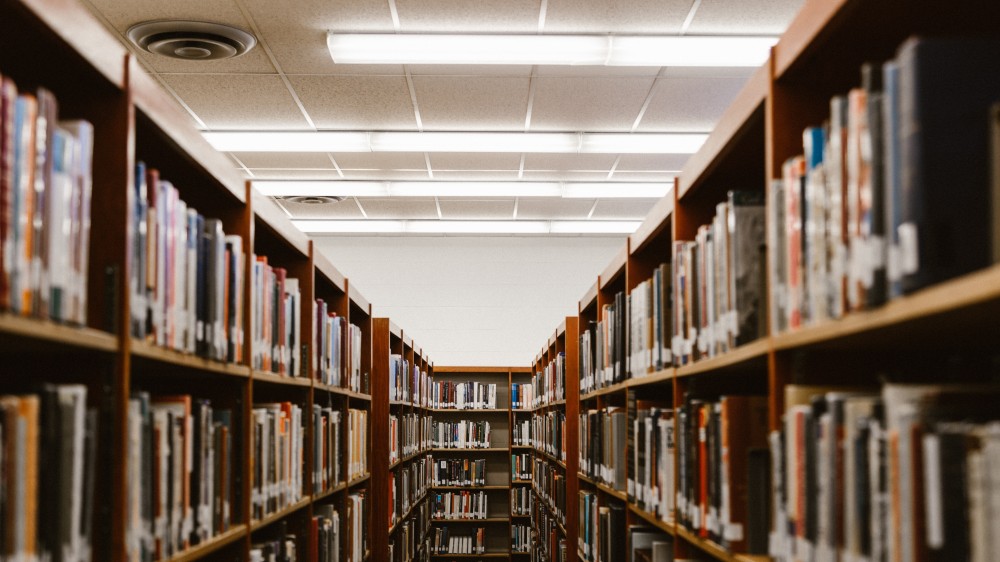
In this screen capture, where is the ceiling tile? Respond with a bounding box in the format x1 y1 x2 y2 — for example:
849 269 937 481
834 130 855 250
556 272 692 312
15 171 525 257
590 199 658 219
534 66 662 77
288 75 417 129
428 153 522 171
394 0 540 32
438 200 516 220
433 170 520 181
333 152 428 170
413 76 530 131
609 171 678 182
542 0 691 33
161 74 310 129
249 169 344 179
615 154 688 172
530 76 654 132
276 197 365 219
523 154 617 172
243 0 397 74
685 0 803 34
232 152 336 169
408 65 532 77
517 198 596 220
637 74 752 132
520 171 611 182
341 170 431 180
360 198 440 219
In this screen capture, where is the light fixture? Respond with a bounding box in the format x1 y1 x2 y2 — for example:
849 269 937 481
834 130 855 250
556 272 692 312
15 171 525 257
293 219 642 234
326 33 776 67
205 131 707 154
253 181 671 199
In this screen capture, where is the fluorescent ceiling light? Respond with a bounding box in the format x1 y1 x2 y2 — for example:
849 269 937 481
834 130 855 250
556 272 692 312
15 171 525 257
561 183 671 198
292 219 642 234
205 131 706 154
327 33 776 67
254 181 671 199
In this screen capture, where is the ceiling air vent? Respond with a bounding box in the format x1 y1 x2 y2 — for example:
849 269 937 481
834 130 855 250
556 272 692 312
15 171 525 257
280 196 346 205
127 21 257 61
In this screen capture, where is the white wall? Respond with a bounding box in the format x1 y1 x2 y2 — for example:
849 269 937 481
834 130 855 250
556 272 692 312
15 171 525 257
313 236 624 367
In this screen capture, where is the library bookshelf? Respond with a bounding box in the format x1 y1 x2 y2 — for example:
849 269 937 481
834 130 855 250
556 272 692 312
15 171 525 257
534 1 1000 562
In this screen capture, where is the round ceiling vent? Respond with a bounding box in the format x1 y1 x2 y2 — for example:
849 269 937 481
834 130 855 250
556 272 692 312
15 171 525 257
127 21 257 61
282 196 346 205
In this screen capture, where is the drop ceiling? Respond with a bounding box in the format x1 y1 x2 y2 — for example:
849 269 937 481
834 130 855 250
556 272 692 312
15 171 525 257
82 0 803 235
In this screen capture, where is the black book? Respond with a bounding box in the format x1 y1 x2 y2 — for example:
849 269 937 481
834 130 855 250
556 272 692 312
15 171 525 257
896 37 1000 293
863 63 888 307
747 448 770 554
728 191 766 345
627 390 637 502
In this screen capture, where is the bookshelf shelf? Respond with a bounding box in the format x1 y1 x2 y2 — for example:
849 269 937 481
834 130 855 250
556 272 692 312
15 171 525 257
0 315 118 353
131 341 250 378
511 480 532 485
580 379 628 402
431 448 509 453
315 382 371 400
535 448 566 469
430 554 510 559
595 481 627 502
313 481 348 502
348 473 370 488
675 527 766 562
627 503 675 537
160 525 248 562
674 337 770 378
430 408 509 413
431 518 510 523
432 485 509 490
626 367 674 388
251 370 313 387
250 498 312 531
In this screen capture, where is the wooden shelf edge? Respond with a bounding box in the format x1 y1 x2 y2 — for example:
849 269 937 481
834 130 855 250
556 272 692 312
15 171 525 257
675 526 768 562
252 190 310 257
630 192 676 254
348 283 371 316
772 0 850 79
131 341 250 378
159 524 247 562
0 314 118 353
579 281 599 313
315 383 371 400
252 370 313 388
581 379 628 401
250 498 311 531
432 485 509 490
600 245 628 290
627 503 676 536
595 481 627 501
625 367 675 388
430 448 508 453
430 518 510 523
312 249 347 293
348 473 370 488
675 338 771 378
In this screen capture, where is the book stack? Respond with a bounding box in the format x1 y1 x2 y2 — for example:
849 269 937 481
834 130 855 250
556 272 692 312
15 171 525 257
390 412 429 463
390 498 428 562
512 452 532 481
0 386 98 562
511 486 532 516
251 258 300 375
347 408 368 481
628 526 673 562
579 291 627 393
532 410 566 461
511 382 534 410
432 490 488 520
312 406 341 493
533 458 566 524
628 398 674 524
534 493 560 561
533 352 565 407
432 419 491 449
251 402 304 521
512 524 531 553
388 354 410 402
676 394 768 554
346 492 367 562
579 492 598 562
672 191 766 366
0 77 94 327
128 393 233 560
579 407 627 491
432 457 487 487
429 527 485 554
628 263 673 377
513 416 532 446
313 299 363 391
310 504 341 562
430 381 497 410
769 37 1000 334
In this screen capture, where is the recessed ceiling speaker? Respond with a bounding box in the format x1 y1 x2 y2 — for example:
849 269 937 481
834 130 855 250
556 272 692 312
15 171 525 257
281 196 346 205
127 20 257 61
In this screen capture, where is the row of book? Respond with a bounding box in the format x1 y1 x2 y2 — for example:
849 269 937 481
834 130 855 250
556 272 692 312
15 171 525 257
431 420 492 449
431 490 488 520
314 299 363 392
432 457 487 487
511 486 532 516
512 524 531 553
312 406 342 494
771 383 1000 562
578 494 624 562
429 381 497 410
310 505 342 562
769 37 1000 333
249 523 297 562
251 259 301 376
532 410 566 461
511 382 534 410
627 397 674 525
389 412 431 464
388 355 429 406
346 408 368 482
627 527 673 562
389 498 429 562
0 386 97 562
532 353 565 408
533 459 566 525
131 162 245 364
627 263 672 376
390 454 431 526
127 393 232 561
428 527 485 554
512 452 532 481
579 407 627 492
676 394 769 554
512 416 532 446
533 492 562 562
252 402 304 522
672 191 766 365
0 76 94 326
344 493 368 562
579 291 627 394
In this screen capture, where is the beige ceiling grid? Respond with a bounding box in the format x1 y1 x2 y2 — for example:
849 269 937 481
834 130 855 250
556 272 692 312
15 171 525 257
82 0 802 231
